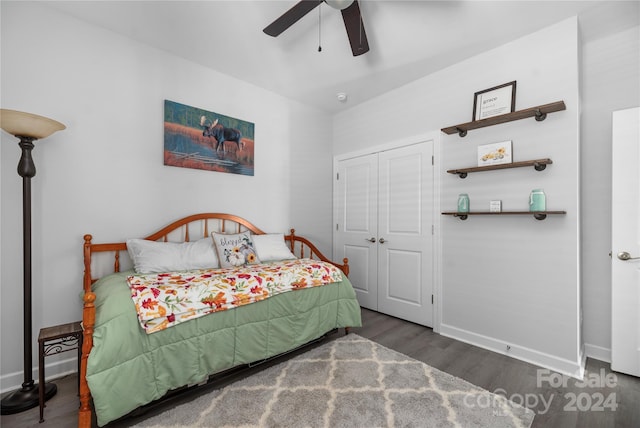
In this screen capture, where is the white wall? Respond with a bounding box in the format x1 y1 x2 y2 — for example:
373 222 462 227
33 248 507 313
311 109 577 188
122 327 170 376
334 18 583 376
289 114 334 255
580 25 640 362
0 2 331 390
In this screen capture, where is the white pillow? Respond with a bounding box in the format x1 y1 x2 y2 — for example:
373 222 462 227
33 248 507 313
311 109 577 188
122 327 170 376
252 233 297 262
126 237 219 274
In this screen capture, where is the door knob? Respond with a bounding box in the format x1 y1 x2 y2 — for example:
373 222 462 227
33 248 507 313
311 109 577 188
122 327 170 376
366 237 376 243
379 238 386 244
617 251 640 261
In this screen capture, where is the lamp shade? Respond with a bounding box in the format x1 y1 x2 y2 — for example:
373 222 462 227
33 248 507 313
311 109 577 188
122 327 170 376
325 0 355 10
0 109 66 140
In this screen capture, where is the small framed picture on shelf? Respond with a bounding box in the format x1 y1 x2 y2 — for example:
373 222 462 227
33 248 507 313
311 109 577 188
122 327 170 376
472 81 516 121
478 140 512 166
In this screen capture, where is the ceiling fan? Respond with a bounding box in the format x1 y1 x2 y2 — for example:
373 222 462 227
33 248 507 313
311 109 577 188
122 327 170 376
263 0 369 56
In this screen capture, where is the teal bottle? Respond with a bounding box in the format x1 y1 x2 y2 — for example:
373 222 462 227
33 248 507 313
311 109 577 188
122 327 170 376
529 189 546 211
457 194 470 213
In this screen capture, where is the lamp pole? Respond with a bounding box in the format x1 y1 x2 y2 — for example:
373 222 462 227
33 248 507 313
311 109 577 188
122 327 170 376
1 137 57 414
19 136 36 394
1 110 64 414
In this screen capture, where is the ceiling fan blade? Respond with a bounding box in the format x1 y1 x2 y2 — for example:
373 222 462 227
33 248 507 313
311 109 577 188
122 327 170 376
263 0 323 37
341 0 369 56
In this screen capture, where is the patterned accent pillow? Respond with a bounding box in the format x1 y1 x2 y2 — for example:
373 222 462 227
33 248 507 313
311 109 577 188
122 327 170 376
211 231 260 268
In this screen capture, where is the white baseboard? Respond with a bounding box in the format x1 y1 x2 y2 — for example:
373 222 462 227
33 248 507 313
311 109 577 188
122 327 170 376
584 343 611 363
0 357 78 394
440 323 585 379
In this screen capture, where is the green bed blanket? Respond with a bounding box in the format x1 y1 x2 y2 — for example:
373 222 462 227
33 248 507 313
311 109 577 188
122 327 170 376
86 267 362 426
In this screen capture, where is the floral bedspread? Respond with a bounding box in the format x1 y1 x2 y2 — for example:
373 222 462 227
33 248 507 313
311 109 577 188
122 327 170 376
127 258 343 334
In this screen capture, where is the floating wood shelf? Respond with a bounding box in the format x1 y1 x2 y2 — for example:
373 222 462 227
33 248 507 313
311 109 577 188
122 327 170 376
447 158 553 178
441 101 566 137
441 211 566 221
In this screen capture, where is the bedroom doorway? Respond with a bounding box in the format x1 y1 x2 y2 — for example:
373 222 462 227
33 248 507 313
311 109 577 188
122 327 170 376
611 107 640 377
333 140 435 327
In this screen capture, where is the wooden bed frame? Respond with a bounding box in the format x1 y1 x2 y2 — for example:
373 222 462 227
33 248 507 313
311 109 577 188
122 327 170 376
78 213 348 427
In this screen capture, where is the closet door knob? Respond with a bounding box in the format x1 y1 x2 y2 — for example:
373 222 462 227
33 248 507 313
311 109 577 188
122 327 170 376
366 237 376 243
379 238 386 244
618 251 640 261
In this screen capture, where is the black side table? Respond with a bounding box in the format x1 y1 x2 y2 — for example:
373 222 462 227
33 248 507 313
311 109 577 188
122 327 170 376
37 321 82 423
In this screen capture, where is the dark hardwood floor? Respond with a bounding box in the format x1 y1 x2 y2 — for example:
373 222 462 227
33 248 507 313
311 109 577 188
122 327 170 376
2 308 639 427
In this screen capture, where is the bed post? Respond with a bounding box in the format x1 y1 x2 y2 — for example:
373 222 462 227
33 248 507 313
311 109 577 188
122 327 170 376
78 292 94 428
287 228 296 252
341 258 349 277
82 235 93 294
79 235 95 428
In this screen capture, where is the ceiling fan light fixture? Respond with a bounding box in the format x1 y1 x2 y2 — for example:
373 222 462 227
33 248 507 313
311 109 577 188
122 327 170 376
325 0 354 10
264 0 369 56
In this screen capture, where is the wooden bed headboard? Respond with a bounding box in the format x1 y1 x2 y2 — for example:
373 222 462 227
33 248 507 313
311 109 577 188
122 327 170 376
82 212 348 293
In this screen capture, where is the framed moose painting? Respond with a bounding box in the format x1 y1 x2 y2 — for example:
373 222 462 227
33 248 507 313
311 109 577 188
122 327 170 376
163 100 255 176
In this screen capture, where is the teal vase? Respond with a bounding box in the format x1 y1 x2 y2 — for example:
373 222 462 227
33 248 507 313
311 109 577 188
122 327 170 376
529 189 546 211
457 194 469 213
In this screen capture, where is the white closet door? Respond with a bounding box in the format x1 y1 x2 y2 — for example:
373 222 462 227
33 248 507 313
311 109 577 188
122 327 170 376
377 143 433 326
334 141 434 327
334 153 379 310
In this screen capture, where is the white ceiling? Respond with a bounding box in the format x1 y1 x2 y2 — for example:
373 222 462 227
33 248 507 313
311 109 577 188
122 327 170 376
42 0 639 113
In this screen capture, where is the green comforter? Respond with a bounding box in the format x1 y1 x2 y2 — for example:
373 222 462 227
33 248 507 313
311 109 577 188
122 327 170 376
86 267 362 426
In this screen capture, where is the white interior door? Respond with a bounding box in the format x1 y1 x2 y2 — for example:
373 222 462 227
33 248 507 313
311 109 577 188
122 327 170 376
611 107 640 377
377 143 433 326
334 141 434 327
334 154 378 310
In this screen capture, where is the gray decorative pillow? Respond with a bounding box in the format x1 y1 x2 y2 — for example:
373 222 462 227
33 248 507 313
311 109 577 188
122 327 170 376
211 231 260 268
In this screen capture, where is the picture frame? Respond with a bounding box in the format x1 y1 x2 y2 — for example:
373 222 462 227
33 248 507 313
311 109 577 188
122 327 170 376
163 100 255 176
490 200 502 213
472 81 516 121
477 140 512 166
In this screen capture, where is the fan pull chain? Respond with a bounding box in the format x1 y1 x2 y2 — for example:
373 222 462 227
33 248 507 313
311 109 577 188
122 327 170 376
318 3 322 52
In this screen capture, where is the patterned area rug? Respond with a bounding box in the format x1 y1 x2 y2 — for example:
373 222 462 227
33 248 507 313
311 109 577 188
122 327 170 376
134 334 535 427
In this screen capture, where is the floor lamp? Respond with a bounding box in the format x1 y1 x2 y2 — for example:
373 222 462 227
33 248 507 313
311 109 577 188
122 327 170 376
0 109 66 414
